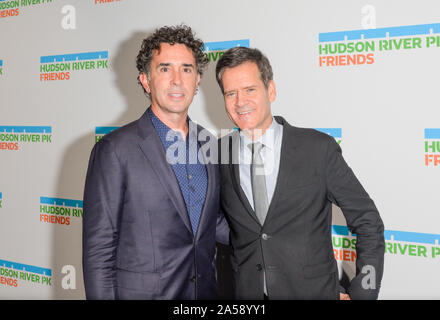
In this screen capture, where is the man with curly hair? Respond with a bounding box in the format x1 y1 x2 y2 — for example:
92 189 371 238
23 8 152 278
83 25 229 300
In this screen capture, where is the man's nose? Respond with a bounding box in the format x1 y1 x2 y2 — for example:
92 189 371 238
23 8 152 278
235 91 246 107
171 70 182 86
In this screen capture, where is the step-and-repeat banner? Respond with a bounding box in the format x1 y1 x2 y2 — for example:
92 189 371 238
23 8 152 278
0 0 439 299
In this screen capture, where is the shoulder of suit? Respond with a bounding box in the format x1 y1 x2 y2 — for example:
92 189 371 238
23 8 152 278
97 118 139 148
274 115 334 144
291 126 333 142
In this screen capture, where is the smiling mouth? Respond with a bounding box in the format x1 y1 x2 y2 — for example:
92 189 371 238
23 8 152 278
169 93 185 98
237 110 253 116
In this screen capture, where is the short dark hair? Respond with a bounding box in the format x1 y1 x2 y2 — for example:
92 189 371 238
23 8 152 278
136 24 208 96
215 47 273 94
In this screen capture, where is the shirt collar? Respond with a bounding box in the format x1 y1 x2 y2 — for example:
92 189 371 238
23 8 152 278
239 117 283 152
148 107 192 142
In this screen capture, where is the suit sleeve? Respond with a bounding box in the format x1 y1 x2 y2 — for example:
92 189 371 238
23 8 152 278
325 137 385 300
82 139 124 300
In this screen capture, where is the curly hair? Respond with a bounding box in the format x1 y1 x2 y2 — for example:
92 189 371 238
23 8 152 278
136 24 208 96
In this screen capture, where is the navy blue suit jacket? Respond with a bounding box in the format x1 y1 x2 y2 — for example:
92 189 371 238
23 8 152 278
82 110 229 299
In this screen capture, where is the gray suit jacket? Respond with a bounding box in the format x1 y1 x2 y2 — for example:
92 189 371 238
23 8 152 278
83 110 229 300
220 116 384 300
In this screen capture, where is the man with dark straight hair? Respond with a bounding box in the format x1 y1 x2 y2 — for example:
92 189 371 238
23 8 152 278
83 25 229 300
216 46 385 300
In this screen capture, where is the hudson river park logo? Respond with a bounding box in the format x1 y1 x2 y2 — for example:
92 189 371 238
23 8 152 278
0 258 52 288
0 126 52 151
39 197 83 226
204 39 250 63
0 0 53 19
319 23 440 67
94 0 121 4
332 225 440 262
424 128 440 166
40 50 108 81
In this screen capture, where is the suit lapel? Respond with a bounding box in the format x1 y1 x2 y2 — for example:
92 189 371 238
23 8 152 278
194 123 214 239
137 110 193 234
264 116 299 224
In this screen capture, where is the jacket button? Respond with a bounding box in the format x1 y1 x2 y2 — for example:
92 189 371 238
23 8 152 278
256 264 263 271
261 233 269 240
190 276 196 282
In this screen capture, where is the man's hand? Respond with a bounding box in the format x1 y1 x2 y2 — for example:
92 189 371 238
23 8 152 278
340 293 351 300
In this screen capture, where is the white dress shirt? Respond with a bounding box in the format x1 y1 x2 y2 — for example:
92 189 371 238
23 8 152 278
239 117 283 211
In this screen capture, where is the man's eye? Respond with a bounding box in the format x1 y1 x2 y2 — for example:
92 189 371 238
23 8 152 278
160 67 169 72
225 92 235 98
183 68 192 73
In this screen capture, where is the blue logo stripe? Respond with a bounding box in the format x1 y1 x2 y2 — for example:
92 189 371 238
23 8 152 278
0 259 52 276
95 126 119 135
0 126 52 133
204 39 250 52
0 192 2 199
319 23 440 42
0 60 3 67
384 230 440 245
315 128 342 138
40 51 108 64
425 128 440 139
332 225 350 236
332 225 440 245
40 197 83 208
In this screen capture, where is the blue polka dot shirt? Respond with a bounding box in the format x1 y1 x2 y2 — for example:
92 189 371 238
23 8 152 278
148 107 207 236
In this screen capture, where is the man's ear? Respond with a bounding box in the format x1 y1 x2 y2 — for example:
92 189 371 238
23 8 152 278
268 80 276 103
139 73 151 94
196 73 201 87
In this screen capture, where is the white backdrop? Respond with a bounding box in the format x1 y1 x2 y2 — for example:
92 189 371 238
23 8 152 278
0 0 439 299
